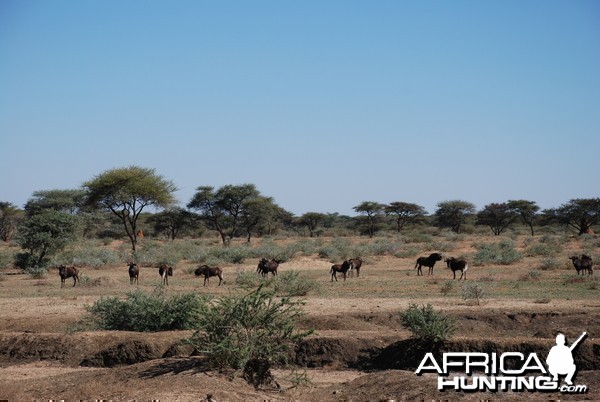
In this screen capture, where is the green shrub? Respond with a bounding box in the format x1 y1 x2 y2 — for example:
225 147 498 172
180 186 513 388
132 240 183 267
462 283 486 305
85 288 209 331
472 240 522 266
235 270 319 297
273 271 320 296
538 257 562 271
26 267 47 279
358 239 403 256
399 304 456 343
520 269 541 281
54 244 120 268
235 270 266 290
283 239 319 257
188 286 312 388
0 249 15 269
394 246 421 258
440 281 454 296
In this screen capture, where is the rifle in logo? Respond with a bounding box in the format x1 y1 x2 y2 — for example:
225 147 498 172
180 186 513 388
546 331 587 386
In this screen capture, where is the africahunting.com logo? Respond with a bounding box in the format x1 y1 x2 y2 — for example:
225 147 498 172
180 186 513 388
415 331 588 394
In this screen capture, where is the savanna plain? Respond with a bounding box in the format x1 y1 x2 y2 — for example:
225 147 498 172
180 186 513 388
1 230 599 401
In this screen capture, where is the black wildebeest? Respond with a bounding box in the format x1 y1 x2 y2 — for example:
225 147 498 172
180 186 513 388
127 262 139 285
195 264 223 286
569 255 593 275
257 258 283 277
348 257 363 278
330 260 351 282
445 257 468 280
414 253 443 276
159 264 173 285
58 265 80 288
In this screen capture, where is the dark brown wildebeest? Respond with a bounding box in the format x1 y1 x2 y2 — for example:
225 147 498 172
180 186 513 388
257 258 283 277
330 260 351 282
128 262 139 285
348 257 363 278
159 264 173 285
414 253 443 276
445 257 468 280
195 264 223 286
570 255 593 275
58 265 80 288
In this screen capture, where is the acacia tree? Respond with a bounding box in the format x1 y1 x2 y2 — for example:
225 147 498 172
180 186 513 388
83 166 177 250
507 200 539 236
239 195 281 242
0 202 23 242
384 201 427 232
24 189 86 216
188 184 274 244
434 200 476 233
476 202 518 235
542 198 600 235
16 210 78 268
353 201 385 238
296 212 327 237
147 207 197 240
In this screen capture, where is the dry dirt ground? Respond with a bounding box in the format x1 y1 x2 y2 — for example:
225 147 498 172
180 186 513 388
1 236 599 401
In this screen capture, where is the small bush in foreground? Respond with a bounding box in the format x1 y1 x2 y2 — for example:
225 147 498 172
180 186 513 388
85 288 209 331
400 304 456 343
188 286 312 388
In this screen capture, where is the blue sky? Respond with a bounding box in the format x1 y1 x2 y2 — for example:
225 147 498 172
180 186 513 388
1 1 598 216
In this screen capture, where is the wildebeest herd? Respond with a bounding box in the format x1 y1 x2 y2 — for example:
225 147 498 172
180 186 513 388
55 252 593 288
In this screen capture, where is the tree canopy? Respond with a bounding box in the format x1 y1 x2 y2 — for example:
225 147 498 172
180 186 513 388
476 202 518 235
543 198 600 235
16 209 78 268
353 201 385 238
187 184 282 244
384 201 427 232
83 166 177 250
434 200 476 233
507 200 539 236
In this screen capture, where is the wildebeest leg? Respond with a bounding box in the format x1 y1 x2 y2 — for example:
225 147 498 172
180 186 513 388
218 274 222 286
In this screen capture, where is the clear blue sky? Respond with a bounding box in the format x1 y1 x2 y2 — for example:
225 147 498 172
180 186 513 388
1 1 598 216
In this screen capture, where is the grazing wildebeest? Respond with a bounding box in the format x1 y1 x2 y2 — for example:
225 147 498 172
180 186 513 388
348 257 363 278
445 257 468 280
127 262 139 285
195 264 223 286
257 258 283 277
330 260 351 282
58 265 79 288
414 253 443 276
570 255 593 275
159 264 173 285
